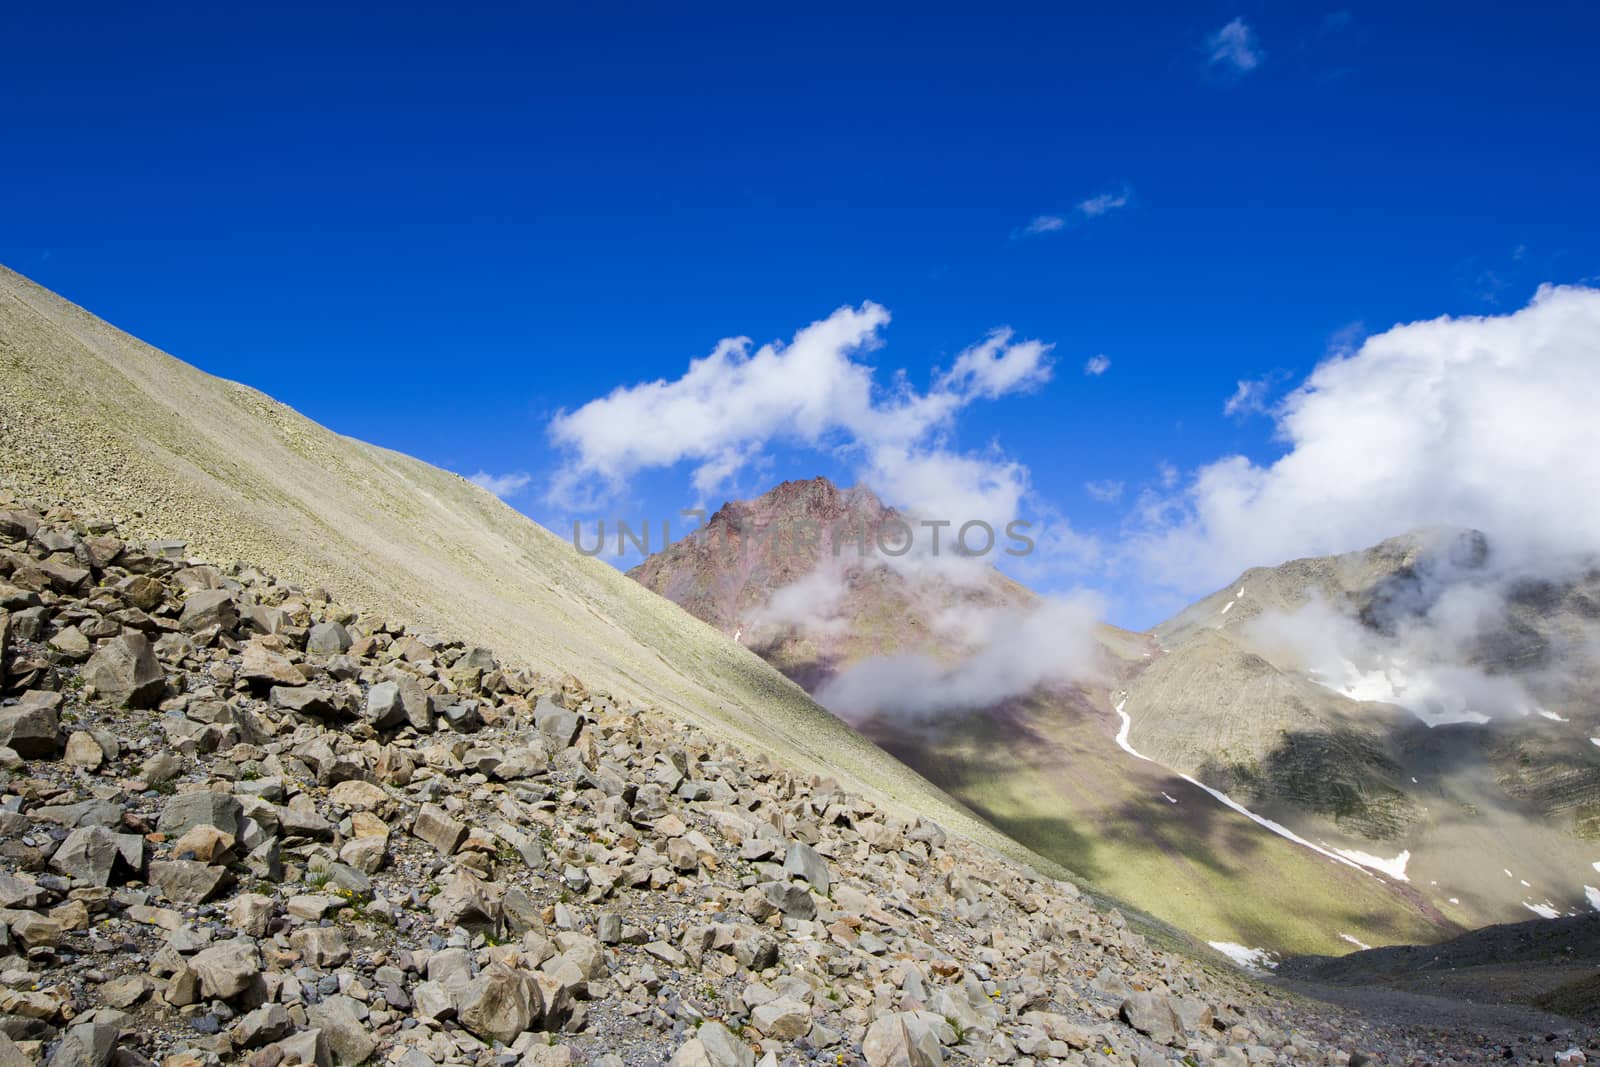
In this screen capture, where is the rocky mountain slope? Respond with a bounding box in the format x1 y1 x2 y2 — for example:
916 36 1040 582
1279 911 1600 1027
1123 532 1600 933
630 480 1453 958
0 263 1048 888
9 499 1588 1066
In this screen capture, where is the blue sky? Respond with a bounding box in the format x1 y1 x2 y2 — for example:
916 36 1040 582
4 4 1597 627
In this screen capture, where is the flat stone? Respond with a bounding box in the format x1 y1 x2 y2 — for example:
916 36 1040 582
158 792 243 838
413 803 467 856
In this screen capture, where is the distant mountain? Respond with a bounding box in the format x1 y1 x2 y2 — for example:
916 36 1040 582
1124 530 1600 933
631 477 1458 956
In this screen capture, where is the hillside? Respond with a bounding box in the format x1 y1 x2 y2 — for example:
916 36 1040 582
1123 532 1600 933
4 497 1588 1064
0 263 1048 883
630 479 1455 957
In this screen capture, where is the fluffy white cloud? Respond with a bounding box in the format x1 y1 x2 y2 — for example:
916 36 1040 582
1130 285 1600 596
814 593 1106 722
548 304 1067 541
1084 354 1111 376
468 471 532 498
1207 18 1263 73
940 329 1053 399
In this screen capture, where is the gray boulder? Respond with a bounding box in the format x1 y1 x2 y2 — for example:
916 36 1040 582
48 826 142 886
157 791 243 837
306 621 353 657
457 962 538 1044
0 697 61 758
783 841 831 895
81 633 165 708
1120 992 1185 1048
179 589 238 634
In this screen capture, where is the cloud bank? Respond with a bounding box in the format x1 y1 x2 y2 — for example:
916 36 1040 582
1132 285 1600 598
814 593 1106 723
548 304 1067 543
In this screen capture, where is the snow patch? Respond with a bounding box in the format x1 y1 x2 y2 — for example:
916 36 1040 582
1538 709 1569 722
1331 848 1411 881
1448 897 1460 904
1108 693 1397 881
1590 738 1600 748
1160 792 1179 804
1523 901 1561 919
1208 941 1276 971
1220 599 1235 615
1338 933 1373 951
1310 658 1498 727
1585 886 1600 911
1113 697 1149 762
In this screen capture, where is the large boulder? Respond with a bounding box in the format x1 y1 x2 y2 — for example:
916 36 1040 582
667 1022 755 1067
364 680 408 730
179 589 238 634
306 621 353 657
148 859 228 903
190 939 262 1000
456 963 538 1045
0 695 61 758
48 826 142 887
534 695 580 749
863 1012 944 1067
783 842 830 895
413 804 467 856
1120 992 1185 1048
307 994 376 1065
81 633 165 708
157 791 243 838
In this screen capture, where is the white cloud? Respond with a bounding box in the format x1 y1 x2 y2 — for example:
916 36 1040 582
940 329 1054 399
1129 285 1600 596
1223 376 1274 417
1207 18 1264 74
1077 185 1131 218
1084 354 1111 376
468 471 532 499
1244 590 1542 727
1017 184 1132 239
1086 479 1125 503
813 593 1106 722
548 305 1079 549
